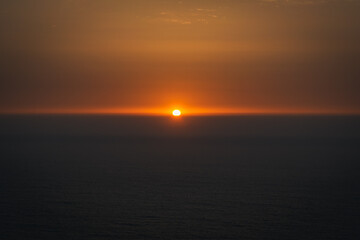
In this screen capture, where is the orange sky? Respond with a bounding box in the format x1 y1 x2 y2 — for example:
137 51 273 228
0 0 360 115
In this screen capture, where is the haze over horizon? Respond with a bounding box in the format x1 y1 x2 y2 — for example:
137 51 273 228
1 0 360 114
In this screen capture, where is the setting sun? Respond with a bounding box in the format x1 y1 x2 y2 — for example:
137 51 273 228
172 109 181 116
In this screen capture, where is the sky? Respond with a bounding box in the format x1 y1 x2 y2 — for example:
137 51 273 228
1 0 359 115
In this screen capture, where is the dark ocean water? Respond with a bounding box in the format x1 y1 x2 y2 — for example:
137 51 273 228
0 115 359 239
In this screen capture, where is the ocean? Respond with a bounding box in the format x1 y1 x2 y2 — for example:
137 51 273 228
0 115 359 239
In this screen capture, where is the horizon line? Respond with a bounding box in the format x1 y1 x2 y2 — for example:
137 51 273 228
0 108 359 116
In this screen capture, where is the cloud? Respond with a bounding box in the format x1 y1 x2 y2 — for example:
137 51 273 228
154 8 219 25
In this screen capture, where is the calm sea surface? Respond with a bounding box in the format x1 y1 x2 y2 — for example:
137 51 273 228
0 115 359 239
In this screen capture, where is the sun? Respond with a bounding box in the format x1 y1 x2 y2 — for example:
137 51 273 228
172 109 181 116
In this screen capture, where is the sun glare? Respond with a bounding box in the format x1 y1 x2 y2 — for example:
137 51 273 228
172 109 181 116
